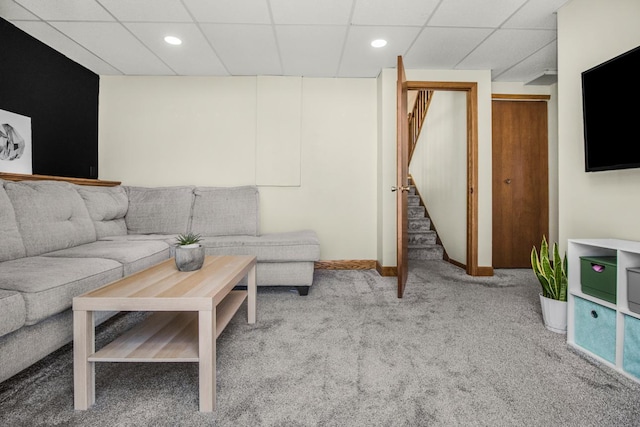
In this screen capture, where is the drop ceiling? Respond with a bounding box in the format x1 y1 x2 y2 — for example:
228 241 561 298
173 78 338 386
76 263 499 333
1 0 568 83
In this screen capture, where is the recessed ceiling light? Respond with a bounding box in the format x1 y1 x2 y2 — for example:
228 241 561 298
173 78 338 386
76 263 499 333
164 36 182 46
371 39 387 48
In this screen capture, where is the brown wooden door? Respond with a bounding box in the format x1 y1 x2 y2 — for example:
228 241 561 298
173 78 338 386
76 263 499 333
397 56 409 297
492 100 548 268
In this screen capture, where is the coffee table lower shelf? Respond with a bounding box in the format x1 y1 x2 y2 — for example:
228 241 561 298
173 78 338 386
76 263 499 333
89 290 247 363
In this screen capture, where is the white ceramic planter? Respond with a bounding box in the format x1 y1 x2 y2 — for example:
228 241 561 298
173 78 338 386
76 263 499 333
539 293 567 334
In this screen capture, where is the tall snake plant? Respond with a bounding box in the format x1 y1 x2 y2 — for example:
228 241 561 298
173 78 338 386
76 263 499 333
531 236 568 301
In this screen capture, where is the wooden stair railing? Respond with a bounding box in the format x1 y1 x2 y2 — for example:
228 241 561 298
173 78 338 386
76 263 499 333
408 89 433 163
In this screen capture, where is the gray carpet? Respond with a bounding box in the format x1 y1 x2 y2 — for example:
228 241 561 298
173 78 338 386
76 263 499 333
2 260 640 426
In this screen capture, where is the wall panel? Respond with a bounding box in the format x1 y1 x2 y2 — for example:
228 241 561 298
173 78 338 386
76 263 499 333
256 76 301 186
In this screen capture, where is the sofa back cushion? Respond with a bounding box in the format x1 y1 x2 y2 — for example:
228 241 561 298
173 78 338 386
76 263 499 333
5 181 97 256
125 186 195 235
191 186 259 236
0 182 27 262
76 185 128 239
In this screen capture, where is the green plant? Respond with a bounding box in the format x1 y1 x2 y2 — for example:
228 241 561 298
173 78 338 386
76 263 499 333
531 236 568 301
176 232 202 246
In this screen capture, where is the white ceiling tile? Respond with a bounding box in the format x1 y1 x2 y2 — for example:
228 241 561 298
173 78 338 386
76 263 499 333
200 24 281 75
276 25 347 77
458 29 556 75
14 0 114 21
10 20 122 74
495 41 557 82
125 23 227 75
352 0 440 26
429 0 527 28
405 27 492 69
5 0 565 81
503 0 569 29
0 1 39 19
182 0 271 24
50 22 174 74
270 0 353 25
98 0 193 22
339 26 421 77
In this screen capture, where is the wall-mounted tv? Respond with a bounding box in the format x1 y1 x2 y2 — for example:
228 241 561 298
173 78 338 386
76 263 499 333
582 44 640 172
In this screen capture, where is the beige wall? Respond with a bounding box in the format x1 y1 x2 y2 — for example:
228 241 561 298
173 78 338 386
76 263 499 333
256 76 302 186
557 0 640 252
410 91 468 264
99 76 257 186
99 76 378 260
376 69 398 268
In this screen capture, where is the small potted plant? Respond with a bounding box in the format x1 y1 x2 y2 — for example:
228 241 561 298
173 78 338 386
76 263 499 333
531 236 568 333
174 232 205 271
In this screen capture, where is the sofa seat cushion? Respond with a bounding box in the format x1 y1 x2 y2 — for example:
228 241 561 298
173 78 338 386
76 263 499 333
0 183 26 262
0 257 123 326
5 181 96 256
125 186 195 235
201 230 320 262
76 185 128 239
43 240 171 276
99 234 180 257
0 289 26 337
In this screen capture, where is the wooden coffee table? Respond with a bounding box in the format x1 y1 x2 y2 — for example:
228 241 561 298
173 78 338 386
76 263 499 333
73 255 256 412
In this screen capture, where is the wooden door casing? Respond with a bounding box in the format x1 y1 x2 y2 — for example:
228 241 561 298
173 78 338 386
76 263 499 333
395 57 482 287
404 80 480 276
492 100 549 268
397 56 409 298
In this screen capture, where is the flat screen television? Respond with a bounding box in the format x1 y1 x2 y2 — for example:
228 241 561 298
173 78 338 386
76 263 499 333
582 44 640 172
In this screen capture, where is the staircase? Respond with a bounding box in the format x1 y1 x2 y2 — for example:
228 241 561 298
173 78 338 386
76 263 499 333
407 185 444 260
406 89 443 261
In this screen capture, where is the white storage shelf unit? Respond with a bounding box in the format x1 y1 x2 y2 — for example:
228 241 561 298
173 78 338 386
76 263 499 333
568 238 640 383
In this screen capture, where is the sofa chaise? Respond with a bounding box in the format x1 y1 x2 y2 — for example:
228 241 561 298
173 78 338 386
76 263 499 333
0 179 320 383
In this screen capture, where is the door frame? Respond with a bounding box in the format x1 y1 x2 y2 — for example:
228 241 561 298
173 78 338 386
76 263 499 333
405 81 479 276
491 94 550 268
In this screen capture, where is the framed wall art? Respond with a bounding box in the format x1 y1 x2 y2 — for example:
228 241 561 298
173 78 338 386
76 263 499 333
0 109 32 174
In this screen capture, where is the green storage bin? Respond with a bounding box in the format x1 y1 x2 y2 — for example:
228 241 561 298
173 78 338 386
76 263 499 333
574 296 616 363
580 256 617 304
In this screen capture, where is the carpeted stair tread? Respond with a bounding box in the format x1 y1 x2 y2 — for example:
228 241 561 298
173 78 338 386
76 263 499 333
408 244 444 260
408 217 431 232
408 230 437 247
408 205 425 218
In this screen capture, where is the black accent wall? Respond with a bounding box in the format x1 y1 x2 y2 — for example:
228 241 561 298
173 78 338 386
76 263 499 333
0 18 99 179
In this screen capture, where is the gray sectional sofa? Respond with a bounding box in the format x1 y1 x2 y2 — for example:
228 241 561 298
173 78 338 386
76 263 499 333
0 179 320 383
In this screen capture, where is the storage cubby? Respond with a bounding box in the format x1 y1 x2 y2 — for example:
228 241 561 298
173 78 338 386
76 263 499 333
580 256 617 303
573 296 616 363
568 239 640 383
623 315 640 378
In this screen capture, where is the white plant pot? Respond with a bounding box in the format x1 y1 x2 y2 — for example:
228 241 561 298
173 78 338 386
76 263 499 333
539 293 567 334
175 244 205 271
